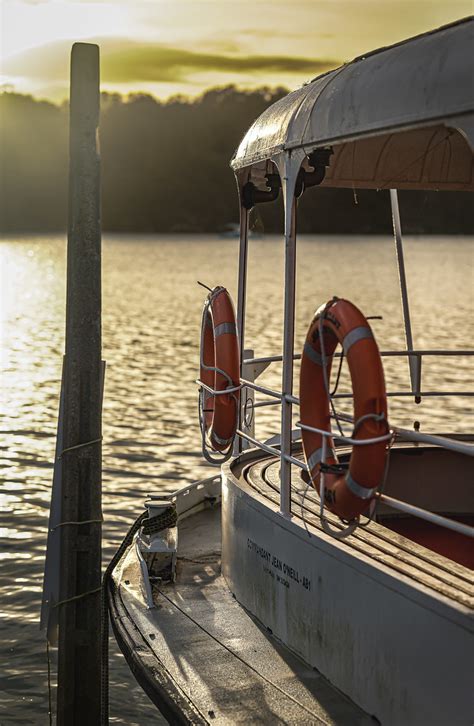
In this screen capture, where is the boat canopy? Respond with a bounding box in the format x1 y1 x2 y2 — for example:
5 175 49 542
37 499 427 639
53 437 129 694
231 18 474 191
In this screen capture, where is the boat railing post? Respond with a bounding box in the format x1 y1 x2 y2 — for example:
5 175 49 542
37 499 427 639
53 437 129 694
240 349 255 450
234 174 250 455
274 150 305 517
390 189 421 403
240 350 272 450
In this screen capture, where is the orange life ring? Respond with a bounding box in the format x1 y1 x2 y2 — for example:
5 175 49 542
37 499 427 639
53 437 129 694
300 298 389 521
200 286 240 452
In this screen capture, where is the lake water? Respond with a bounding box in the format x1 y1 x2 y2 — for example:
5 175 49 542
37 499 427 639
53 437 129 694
1 234 473 724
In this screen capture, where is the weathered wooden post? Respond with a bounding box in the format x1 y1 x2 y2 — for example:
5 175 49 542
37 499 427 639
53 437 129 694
57 42 102 725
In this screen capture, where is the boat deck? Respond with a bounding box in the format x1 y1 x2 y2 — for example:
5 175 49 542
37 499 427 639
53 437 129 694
110 504 374 725
243 453 473 608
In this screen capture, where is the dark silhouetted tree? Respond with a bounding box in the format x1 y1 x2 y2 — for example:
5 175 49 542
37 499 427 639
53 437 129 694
0 89 472 234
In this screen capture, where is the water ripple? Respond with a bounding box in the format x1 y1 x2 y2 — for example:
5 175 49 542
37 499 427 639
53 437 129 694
1 233 472 724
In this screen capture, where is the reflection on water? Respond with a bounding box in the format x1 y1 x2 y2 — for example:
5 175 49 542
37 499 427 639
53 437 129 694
1 234 473 724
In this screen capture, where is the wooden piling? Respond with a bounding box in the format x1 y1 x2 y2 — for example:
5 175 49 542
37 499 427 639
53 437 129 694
57 42 102 725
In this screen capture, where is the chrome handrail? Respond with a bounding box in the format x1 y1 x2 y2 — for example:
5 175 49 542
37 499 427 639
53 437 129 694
240 348 474 403
296 421 393 446
377 494 474 539
196 377 474 455
195 346 474 540
243 349 474 365
237 422 474 540
195 379 242 396
240 378 474 400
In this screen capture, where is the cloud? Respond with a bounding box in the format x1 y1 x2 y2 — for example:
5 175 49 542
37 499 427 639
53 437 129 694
3 38 340 85
103 44 339 82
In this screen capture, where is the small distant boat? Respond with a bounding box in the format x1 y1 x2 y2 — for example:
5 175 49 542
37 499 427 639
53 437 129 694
107 18 474 725
219 222 263 239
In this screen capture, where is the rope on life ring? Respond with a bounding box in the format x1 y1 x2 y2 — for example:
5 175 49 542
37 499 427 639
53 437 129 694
199 286 240 464
300 297 390 523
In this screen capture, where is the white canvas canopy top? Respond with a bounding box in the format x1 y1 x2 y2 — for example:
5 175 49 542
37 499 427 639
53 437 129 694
232 17 474 191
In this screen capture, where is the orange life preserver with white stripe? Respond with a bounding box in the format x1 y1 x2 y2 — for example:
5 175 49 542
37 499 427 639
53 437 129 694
200 286 240 452
300 298 389 521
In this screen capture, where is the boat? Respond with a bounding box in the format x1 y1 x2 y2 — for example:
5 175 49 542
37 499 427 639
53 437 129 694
218 222 264 239
106 18 474 725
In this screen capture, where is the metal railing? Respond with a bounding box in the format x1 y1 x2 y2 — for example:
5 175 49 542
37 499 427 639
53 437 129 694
196 346 474 541
243 349 474 404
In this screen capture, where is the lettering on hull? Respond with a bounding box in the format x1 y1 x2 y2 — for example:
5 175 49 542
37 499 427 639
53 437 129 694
247 538 312 592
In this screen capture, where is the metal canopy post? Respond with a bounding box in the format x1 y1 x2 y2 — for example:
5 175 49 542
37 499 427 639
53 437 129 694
240 349 271 450
235 180 250 454
390 189 420 402
274 150 305 517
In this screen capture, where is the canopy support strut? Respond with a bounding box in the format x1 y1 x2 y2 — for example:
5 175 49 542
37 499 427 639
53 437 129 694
274 150 305 516
390 189 420 403
235 183 250 454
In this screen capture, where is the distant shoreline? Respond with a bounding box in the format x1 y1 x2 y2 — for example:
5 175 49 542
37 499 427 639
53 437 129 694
1 89 473 236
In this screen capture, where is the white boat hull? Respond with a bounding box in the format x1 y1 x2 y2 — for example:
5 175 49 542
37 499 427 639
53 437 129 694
222 455 474 726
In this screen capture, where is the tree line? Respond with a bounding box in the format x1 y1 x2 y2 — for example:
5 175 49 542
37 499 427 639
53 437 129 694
0 87 472 234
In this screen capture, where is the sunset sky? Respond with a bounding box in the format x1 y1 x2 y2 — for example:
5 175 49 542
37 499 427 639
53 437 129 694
1 1 472 101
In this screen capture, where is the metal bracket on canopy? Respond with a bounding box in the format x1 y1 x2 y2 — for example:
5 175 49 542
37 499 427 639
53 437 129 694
242 174 281 209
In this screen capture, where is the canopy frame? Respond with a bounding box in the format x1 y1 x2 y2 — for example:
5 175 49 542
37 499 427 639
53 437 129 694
231 16 474 515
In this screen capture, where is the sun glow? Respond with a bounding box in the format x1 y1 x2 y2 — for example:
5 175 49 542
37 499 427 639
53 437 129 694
1 0 472 101
1 1 131 59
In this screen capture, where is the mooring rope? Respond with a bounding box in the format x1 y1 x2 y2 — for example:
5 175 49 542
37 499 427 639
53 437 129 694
53 587 101 609
100 510 148 726
56 437 102 460
52 518 103 531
